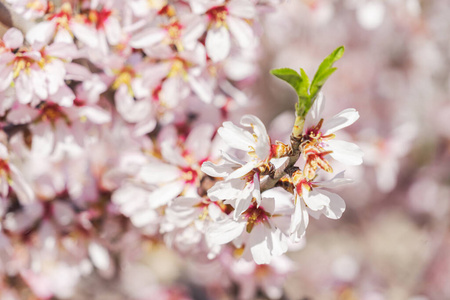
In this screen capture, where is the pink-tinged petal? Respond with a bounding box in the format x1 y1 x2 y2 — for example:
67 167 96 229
188 75 213 103
205 26 230 62
104 17 121 46
148 181 184 208
182 16 207 48
139 162 181 184
323 108 360 135
134 116 157 137
31 69 48 99
218 121 255 151
185 124 214 160
227 15 254 48
9 165 34 205
50 85 75 107
45 60 66 94
114 85 150 122
71 22 98 47
207 216 246 245
129 27 166 48
227 0 255 18
303 188 330 211
79 106 111 124
7 106 39 124
46 42 78 58
15 73 33 104
64 62 92 81
3 28 23 49
0 65 14 91
326 140 364 165
53 201 75 226
26 21 56 45
54 28 74 44
130 209 158 228
248 225 272 264
320 190 346 219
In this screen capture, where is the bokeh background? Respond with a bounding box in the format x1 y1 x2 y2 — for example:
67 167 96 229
253 1 450 299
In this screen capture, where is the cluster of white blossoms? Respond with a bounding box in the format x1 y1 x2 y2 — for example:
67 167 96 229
202 93 363 264
0 0 362 299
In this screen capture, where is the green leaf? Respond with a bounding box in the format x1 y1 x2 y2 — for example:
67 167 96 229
270 68 303 94
310 46 344 102
270 46 345 119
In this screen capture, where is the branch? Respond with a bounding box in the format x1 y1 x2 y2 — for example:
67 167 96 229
0 0 35 33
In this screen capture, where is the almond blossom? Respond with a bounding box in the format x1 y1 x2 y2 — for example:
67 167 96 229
301 93 363 179
202 114 277 217
207 188 293 264
0 28 77 106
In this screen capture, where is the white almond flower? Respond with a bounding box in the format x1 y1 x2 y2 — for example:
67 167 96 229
202 114 273 216
206 188 293 265
290 171 352 242
301 93 363 179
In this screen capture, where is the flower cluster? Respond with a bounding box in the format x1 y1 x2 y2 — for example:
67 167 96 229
202 92 362 264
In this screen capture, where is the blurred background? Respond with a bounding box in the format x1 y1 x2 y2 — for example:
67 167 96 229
253 0 450 299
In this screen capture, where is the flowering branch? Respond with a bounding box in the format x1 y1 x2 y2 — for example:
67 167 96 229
260 46 346 192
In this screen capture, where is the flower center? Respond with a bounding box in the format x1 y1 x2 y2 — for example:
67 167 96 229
244 203 271 233
207 6 228 27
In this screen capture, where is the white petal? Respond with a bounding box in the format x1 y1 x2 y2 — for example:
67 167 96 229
240 114 270 159
4 28 24 49
201 160 236 177
218 121 255 152
320 190 346 219
71 22 98 47
227 15 254 48
323 109 360 135
207 217 245 245
148 181 184 208
129 27 165 48
249 225 272 264
26 21 56 45
326 140 364 165
303 189 330 211
185 124 214 161
104 17 121 46
304 92 325 129
89 242 110 271
205 26 230 62
139 162 181 184
208 178 245 202
227 0 255 18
